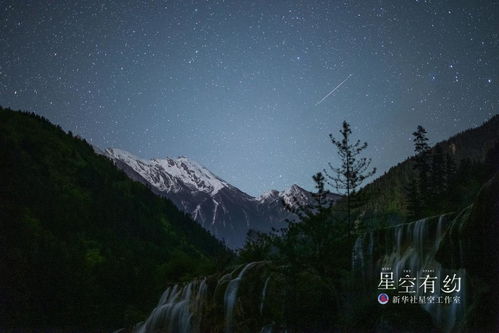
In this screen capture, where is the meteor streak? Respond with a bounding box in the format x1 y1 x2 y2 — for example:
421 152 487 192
315 74 352 106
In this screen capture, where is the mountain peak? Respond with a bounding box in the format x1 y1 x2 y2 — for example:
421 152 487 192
257 189 280 202
105 148 230 195
280 184 311 207
257 184 311 207
104 147 341 248
105 147 140 161
286 184 305 193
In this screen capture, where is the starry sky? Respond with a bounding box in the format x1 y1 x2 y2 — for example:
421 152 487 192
1 0 498 196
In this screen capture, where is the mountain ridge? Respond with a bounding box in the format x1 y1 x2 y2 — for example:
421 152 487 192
0 107 230 328
360 113 499 217
103 148 341 248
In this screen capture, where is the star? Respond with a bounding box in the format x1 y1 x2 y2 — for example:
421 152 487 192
1 0 497 196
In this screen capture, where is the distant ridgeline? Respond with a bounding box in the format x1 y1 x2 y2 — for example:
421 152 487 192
0 107 231 330
1 106 498 333
114 174 499 333
359 114 499 224
116 114 498 333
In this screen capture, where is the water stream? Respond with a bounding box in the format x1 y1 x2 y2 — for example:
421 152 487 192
129 211 470 332
352 213 467 332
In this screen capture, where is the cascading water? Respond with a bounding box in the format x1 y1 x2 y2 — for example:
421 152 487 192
352 231 374 283
129 261 271 333
352 213 467 332
260 275 271 314
224 261 263 333
132 279 207 333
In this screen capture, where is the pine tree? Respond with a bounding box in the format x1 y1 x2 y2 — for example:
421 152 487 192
283 171 334 222
324 121 376 236
412 125 431 209
413 125 430 153
311 172 333 212
278 170 339 274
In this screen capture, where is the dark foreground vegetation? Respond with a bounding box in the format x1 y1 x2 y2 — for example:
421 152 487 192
236 115 498 332
1 106 498 332
0 107 231 330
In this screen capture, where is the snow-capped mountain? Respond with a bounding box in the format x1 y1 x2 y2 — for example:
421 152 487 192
103 148 341 248
260 184 314 207
105 148 231 195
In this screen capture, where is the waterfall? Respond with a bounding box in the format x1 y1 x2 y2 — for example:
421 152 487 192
352 214 467 332
260 275 271 314
224 261 262 333
128 261 270 333
352 228 374 283
133 278 207 333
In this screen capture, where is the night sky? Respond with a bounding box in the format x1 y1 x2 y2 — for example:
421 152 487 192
1 1 498 196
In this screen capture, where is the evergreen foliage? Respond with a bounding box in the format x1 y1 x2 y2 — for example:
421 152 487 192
0 107 231 330
239 117 498 332
405 124 491 220
1 105 498 332
360 115 499 221
324 121 376 236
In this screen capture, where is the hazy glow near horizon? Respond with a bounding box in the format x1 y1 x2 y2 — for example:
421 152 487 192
1 1 498 195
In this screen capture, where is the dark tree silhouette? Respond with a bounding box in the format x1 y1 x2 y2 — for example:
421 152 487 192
412 125 431 201
405 125 432 218
324 121 376 236
311 172 334 213
283 171 335 223
413 125 430 153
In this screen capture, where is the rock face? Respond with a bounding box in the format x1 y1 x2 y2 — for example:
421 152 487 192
103 148 341 248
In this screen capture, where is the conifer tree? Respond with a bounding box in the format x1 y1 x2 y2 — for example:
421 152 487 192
311 172 333 212
405 126 431 219
412 125 430 178
412 125 431 208
325 121 376 236
283 171 333 222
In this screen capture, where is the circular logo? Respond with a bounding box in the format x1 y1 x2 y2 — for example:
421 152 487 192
378 293 389 304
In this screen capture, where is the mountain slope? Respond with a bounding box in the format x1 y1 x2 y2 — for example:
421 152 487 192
0 107 230 329
360 114 499 218
104 149 342 248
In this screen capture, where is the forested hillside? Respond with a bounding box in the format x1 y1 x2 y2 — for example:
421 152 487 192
125 116 498 333
0 107 230 330
360 115 499 221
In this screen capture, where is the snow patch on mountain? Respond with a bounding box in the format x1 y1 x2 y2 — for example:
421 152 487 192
105 148 230 195
103 147 341 248
257 190 280 202
258 184 313 208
